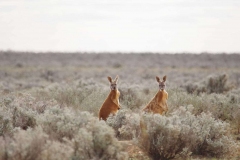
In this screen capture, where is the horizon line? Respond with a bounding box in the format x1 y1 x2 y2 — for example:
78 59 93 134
1 49 239 55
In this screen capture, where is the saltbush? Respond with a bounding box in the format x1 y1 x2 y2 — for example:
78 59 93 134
139 107 238 160
107 109 141 140
184 74 233 94
169 89 240 124
0 127 73 160
0 107 128 160
37 107 128 159
71 121 128 160
0 93 57 136
36 81 108 116
119 85 153 111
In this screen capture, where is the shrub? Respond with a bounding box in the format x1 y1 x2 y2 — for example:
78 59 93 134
119 85 153 111
37 106 128 159
139 107 238 160
79 88 108 116
0 127 48 160
207 74 233 93
0 94 37 135
184 74 233 94
107 109 141 140
37 106 93 140
168 89 240 124
0 106 128 160
232 104 240 134
71 122 128 160
39 82 84 108
41 140 73 160
0 127 73 160
36 81 107 115
0 102 14 136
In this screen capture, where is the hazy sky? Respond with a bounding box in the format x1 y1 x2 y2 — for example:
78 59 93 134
0 0 240 53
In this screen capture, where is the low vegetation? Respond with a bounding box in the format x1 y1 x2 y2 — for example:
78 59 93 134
0 52 240 159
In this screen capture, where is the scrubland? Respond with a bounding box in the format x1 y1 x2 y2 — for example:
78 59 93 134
0 51 240 160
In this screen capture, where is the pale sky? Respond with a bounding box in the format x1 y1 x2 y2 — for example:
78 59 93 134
0 0 240 53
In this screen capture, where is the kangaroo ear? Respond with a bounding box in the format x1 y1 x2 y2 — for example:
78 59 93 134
156 76 160 82
163 75 167 82
114 75 119 83
108 76 112 83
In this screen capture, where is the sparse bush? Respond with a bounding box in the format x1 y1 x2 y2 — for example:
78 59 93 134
119 85 152 111
107 109 141 140
208 74 233 93
37 106 128 159
184 74 233 94
79 88 108 115
0 94 37 135
12 107 36 130
41 140 73 160
232 105 240 134
169 89 240 124
0 127 73 160
40 82 84 108
0 105 128 160
227 88 240 104
1 52 240 159
0 111 13 136
40 70 56 82
37 106 91 140
71 121 128 160
139 107 238 160
36 81 107 115
0 93 58 136
0 127 48 160
106 110 128 139
112 62 122 68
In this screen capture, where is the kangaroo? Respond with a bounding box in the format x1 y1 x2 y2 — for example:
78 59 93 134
99 75 121 120
143 75 168 115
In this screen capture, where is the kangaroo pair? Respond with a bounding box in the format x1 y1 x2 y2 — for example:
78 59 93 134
98 75 168 121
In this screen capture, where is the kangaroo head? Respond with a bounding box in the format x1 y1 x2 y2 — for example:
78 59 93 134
156 75 166 91
107 75 119 90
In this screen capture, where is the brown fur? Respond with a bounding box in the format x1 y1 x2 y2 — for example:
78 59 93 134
140 76 169 152
143 75 168 115
99 76 120 120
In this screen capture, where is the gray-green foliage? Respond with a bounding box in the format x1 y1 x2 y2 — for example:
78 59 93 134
184 74 233 94
119 84 156 112
37 106 128 160
169 89 240 122
1 68 240 160
71 121 127 160
107 109 141 140
0 93 128 160
139 107 238 160
0 93 58 135
35 80 108 116
0 127 73 160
